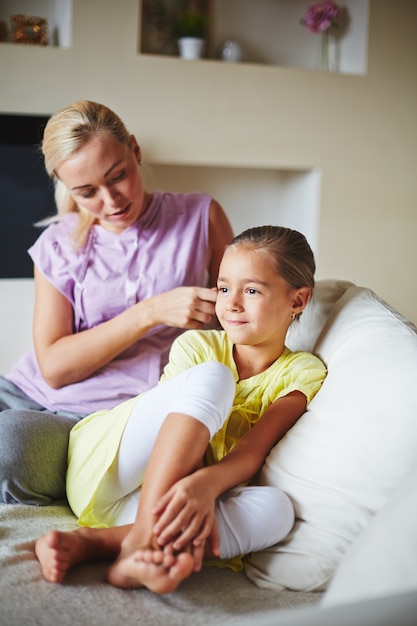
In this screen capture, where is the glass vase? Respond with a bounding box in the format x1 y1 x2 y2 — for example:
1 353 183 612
321 30 330 72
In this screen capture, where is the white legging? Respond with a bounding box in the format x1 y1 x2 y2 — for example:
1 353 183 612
94 362 294 559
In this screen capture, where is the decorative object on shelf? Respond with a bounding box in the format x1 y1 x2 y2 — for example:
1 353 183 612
140 0 209 58
11 14 48 46
177 36 204 60
301 1 342 72
174 0 209 60
140 0 176 56
219 40 242 63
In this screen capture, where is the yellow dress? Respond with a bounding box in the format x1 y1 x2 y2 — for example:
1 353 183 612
67 329 326 530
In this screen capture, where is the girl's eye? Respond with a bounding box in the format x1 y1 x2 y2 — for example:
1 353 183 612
81 188 96 199
247 288 259 295
218 287 228 294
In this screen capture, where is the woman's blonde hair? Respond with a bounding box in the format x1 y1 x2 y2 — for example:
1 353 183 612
41 100 133 246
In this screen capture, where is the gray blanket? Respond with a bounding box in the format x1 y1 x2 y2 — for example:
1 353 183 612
0 501 319 626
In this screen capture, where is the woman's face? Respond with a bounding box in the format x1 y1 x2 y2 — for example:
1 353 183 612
56 133 148 233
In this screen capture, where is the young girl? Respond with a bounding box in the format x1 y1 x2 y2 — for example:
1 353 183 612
35 225 326 594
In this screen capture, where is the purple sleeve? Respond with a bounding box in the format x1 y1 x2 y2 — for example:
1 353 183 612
28 220 77 305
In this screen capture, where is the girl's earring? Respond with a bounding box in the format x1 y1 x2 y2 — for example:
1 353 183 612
291 312 296 321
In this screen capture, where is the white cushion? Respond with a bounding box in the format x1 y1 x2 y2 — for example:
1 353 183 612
245 285 417 591
323 461 417 606
285 278 354 353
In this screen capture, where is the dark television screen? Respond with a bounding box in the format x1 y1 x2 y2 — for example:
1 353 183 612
0 114 55 278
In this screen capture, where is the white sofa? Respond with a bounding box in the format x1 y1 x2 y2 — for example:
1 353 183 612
1 279 416 625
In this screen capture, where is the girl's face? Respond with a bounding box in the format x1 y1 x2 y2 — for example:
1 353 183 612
216 245 304 348
55 133 148 233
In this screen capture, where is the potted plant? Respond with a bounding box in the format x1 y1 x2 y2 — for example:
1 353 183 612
174 5 208 60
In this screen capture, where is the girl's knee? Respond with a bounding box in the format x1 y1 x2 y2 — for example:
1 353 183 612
174 363 235 436
190 362 234 383
216 486 295 558
264 487 295 533
188 362 235 400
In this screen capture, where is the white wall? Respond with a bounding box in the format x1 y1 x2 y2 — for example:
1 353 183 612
0 0 416 358
0 279 34 374
145 164 321 255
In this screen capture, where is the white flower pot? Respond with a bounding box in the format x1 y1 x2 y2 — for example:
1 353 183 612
178 37 205 60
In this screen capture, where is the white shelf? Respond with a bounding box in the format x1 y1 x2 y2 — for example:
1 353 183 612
0 0 369 75
140 0 369 76
211 0 369 75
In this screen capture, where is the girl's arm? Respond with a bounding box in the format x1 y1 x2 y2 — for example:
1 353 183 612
33 201 233 389
153 390 307 553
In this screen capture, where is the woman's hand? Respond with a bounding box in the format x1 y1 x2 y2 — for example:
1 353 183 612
145 286 218 330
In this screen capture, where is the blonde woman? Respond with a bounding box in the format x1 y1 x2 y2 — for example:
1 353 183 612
0 100 233 506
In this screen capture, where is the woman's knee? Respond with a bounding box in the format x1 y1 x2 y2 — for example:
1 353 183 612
0 409 76 505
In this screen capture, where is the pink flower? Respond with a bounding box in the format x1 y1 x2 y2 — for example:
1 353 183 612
302 1 341 34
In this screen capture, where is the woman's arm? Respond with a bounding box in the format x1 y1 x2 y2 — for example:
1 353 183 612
33 199 233 389
33 269 216 389
152 391 307 551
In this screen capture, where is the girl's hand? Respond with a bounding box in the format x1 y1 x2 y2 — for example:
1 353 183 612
152 469 217 553
190 519 221 572
161 518 220 574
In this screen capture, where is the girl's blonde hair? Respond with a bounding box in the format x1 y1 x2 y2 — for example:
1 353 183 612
41 100 133 246
228 226 315 317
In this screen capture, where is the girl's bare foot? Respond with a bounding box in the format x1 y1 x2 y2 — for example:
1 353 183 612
35 530 91 583
106 547 195 594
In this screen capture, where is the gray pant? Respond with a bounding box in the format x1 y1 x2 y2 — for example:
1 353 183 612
0 376 83 505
